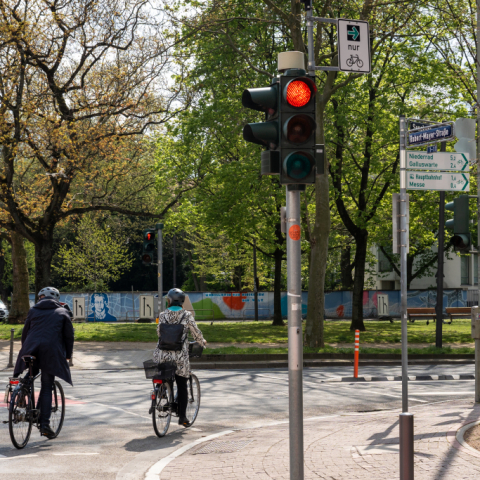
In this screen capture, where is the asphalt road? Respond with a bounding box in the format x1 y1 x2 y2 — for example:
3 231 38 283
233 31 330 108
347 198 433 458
0 364 477 479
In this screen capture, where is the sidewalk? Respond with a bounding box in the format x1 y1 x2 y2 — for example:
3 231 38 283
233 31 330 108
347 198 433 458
0 340 476 371
148 400 480 480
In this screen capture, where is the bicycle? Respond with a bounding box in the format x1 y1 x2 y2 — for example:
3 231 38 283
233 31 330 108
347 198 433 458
144 342 203 438
4 355 65 449
346 54 364 68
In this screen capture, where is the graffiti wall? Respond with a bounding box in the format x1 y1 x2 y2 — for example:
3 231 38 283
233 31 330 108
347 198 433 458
28 289 471 321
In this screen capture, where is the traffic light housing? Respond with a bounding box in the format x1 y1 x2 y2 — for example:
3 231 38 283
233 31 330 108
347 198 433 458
242 67 319 185
445 195 471 253
142 229 155 265
279 71 317 185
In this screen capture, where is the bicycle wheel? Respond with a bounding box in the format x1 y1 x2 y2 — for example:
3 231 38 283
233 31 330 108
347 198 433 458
186 374 201 426
9 388 33 449
152 382 172 438
357 59 364 68
49 381 65 438
346 58 353 67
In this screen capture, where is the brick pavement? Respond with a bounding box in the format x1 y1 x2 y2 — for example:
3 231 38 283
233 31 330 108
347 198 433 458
158 401 480 480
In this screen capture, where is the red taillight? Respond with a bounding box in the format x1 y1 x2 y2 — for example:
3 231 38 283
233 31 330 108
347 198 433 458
153 379 163 384
151 394 156 400
9 379 19 385
286 80 311 107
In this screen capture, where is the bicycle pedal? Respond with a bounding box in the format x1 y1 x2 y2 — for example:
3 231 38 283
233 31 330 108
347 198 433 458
2 420 8 424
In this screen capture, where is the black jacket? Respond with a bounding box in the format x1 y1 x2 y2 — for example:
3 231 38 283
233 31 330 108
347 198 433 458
14 298 75 385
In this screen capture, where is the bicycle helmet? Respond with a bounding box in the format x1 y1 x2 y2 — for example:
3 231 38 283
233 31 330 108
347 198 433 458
167 288 185 307
38 287 60 301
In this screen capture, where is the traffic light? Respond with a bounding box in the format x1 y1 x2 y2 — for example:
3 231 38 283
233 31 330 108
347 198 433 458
445 195 471 253
242 67 318 185
142 229 155 265
242 78 280 175
279 71 317 185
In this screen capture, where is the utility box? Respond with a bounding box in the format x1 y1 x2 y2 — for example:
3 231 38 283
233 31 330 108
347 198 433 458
471 306 480 339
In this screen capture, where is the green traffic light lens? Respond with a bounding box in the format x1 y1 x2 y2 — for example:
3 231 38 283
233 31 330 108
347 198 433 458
283 152 313 180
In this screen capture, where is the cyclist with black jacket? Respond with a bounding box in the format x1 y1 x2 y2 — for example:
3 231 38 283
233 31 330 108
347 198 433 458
153 288 206 427
13 287 74 439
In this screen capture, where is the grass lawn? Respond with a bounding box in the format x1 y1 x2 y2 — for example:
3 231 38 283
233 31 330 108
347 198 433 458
0 319 474 347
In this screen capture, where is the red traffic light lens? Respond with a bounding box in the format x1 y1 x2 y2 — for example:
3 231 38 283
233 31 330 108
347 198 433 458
284 115 315 144
286 80 312 107
145 232 154 241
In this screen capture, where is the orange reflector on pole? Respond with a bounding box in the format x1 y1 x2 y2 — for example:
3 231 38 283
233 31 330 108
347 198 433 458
354 329 360 378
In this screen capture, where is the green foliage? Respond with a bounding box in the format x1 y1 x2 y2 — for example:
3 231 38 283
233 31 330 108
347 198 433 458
53 215 133 292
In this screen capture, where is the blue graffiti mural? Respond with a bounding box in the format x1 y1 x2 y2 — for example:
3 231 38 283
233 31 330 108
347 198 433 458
27 289 471 321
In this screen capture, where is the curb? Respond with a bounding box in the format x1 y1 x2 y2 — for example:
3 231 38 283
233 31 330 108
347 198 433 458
323 373 475 383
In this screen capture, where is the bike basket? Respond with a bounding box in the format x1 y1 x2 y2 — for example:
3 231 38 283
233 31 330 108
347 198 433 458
188 342 204 358
143 360 176 380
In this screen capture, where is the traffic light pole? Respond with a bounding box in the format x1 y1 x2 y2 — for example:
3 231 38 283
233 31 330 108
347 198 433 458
286 186 304 480
399 116 414 480
156 223 164 316
436 142 447 349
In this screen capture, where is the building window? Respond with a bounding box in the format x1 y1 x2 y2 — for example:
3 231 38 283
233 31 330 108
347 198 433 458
378 247 393 273
461 256 470 285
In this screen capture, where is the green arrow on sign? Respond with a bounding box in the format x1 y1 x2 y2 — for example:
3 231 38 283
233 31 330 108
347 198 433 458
351 26 359 40
459 153 468 171
461 173 469 190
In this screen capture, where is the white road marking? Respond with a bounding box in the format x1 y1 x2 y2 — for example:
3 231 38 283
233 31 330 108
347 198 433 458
145 430 234 480
0 454 39 461
92 402 150 420
406 391 474 396
53 453 100 456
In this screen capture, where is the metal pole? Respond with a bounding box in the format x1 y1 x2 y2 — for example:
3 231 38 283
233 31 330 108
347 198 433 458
399 115 414 480
436 142 447 348
7 328 14 368
287 186 304 480
131 285 135 321
306 0 315 77
157 223 164 315
253 239 258 321
399 413 414 479
173 233 176 288
476 0 480 403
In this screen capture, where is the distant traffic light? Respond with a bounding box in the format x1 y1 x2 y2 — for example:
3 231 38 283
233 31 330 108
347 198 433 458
142 229 155 265
445 195 471 253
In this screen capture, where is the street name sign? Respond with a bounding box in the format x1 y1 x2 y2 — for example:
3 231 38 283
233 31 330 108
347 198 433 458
337 19 371 73
407 123 454 146
406 171 470 191
406 151 470 171
72 297 85 319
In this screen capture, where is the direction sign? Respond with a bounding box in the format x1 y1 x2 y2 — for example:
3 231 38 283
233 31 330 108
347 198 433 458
140 295 154 318
406 171 470 191
406 151 470 171
337 19 371 73
407 123 454 146
72 297 85 319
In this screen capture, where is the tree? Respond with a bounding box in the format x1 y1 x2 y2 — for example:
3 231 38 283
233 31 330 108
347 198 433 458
0 0 193 297
54 215 133 292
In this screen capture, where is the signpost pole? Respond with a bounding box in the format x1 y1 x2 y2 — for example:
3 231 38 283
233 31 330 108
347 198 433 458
436 142 447 348
156 223 164 316
399 115 414 480
286 186 304 480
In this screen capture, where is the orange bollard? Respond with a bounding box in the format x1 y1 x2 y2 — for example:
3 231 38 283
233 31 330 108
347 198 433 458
354 329 360 378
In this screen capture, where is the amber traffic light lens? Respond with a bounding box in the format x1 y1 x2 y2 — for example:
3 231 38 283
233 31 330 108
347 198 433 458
286 80 311 107
284 115 315 144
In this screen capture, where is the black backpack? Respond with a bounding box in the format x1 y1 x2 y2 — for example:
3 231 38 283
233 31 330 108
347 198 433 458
158 314 186 351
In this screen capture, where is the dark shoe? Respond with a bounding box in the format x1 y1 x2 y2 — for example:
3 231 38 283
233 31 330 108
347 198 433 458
40 425 56 439
178 416 191 428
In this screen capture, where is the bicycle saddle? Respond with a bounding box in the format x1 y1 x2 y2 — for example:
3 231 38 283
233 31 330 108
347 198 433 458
21 355 36 362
